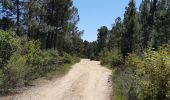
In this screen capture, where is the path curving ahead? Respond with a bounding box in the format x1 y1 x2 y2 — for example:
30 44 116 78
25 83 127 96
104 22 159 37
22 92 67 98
4 59 112 100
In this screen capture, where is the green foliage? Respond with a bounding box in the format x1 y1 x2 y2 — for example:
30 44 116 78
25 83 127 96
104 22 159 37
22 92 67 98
0 30 22 89
108 17 122 50
113 67 136 100
99 49 122 67
121 0 142 57
0 39 45 88
115 44 170 100
45 55 80 80
0 69 4 87
83 41 98 60
0 17 13 30
0 30 79 92
97 26 109 53
1 0 84 54
26 41 42 64
62 53 80 64
99 49 111 65
0 30 20 68
89 53 95 60
62 53 74 64
41 49 59 65
6 54 27 87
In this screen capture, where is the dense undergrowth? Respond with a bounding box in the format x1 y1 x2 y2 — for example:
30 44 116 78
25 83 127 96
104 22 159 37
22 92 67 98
99 49 122 67
0 30 79 94
99 46 170 100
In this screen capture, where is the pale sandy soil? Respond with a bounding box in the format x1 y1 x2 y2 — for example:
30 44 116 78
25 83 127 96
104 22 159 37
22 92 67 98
1 59 112 100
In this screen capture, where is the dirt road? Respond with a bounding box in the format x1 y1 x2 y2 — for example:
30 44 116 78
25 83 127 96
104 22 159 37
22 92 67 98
3 59 112 100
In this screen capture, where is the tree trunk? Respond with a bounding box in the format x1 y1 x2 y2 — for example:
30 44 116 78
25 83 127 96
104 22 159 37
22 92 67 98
16 0 20 36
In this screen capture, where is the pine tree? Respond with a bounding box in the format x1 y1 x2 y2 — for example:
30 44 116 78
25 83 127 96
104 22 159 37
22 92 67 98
150 0 170 48
97 26 109 53
1 0 24 35
0 17 13 30
45 0 80 50
108 17 123 51
121 0 140 57
140 0 151 48
22 0 54 48
166 0 170 42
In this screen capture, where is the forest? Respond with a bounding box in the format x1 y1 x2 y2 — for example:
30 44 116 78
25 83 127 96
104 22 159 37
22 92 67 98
92 0 170 100
0 0 170 100
0 0 81 94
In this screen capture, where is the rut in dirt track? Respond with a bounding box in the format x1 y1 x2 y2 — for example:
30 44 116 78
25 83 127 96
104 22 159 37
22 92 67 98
4 59 112 100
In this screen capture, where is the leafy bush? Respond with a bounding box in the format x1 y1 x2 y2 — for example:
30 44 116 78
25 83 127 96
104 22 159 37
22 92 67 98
113 67 137 100
89 53 95 60
21 41 62 81
0 30 20 69
0 30 80 93
0 69 4 87
41 49 59 65
6 54 27 87
0 30 60 90
123 45 170 100
0 30 21 90
22 40 44 81
99 49 122 67
72 54 80 63
62 53 79 64
62 53 73 64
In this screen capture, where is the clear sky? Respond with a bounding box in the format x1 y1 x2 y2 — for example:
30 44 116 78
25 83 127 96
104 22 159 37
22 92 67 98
73 0 142 42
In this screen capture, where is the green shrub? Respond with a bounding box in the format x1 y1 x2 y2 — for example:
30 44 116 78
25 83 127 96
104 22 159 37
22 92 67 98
99 49 122 67
41 49 59 65
125 45 170 100
72 54 80 63
26 40 43 65
113 67 137 100
0 33 61 89
0 30 79 93
62 53 74 64
0 30 21 90
0 30 20 69
89 53 95 60
6 53 27 87
0 69 4 87
99 49 110 65
113 44 170 100
20 40 44 81
110 50 122 67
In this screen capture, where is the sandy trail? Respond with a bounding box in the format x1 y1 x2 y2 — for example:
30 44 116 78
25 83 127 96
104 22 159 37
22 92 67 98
2 59 112 100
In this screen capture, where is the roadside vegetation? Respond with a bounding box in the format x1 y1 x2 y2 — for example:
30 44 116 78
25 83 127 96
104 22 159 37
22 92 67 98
83 0 170 100
0 0 81 95
99 44 170 100
0 30 79 94
0 0 170 99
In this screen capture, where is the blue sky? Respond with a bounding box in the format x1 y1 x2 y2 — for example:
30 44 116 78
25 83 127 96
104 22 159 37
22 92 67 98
73 0 142 42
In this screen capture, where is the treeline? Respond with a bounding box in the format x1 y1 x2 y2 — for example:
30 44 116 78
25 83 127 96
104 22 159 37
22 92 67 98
0 0 81 93
0 0 84 53
85 0 170 100
84 0 170 59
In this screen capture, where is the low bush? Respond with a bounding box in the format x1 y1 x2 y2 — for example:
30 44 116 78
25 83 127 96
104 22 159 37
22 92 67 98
0 30 21 71
89 53 95 60
6 54 27 87
62 53 74 64
62 53 80 64
0 30 21 90
0 30 80 93
7 41 67 84
99 49 122 67
113 44 170 100
112 67 137 100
